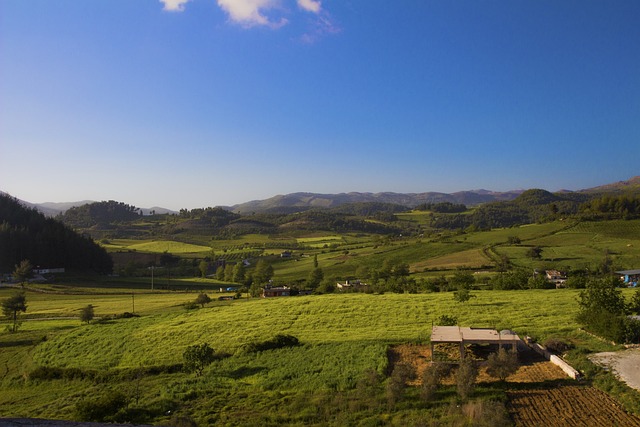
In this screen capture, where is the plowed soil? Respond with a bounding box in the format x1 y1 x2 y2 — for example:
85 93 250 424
390 344 640 426
507 386 640 427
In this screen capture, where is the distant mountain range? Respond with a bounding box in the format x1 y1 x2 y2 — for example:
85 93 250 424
227 190 524 214
227 176 640 214
4 176 639 216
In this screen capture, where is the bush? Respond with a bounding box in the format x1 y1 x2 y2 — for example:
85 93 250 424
183 301 199 310
486 347 519 381
420 362 449 402
195 293 211 308
183 343 215 376
543 338 574 354
437 314 457 326
75 390 129 422
386 363 415 408
456 358 478 401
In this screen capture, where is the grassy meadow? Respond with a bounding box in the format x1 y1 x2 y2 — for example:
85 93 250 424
2 218 640 424
2 287 639 425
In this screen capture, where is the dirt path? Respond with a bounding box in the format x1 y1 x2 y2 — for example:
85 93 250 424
590 349 640 392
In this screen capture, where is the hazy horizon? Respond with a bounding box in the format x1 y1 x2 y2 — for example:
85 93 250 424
2 1 639 210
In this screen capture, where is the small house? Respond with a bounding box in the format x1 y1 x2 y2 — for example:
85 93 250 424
616 269 640 287
262 286 291 297
545 270 567 288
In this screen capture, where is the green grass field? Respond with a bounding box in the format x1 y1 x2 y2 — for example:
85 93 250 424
1 287 640 425
4 218 640 424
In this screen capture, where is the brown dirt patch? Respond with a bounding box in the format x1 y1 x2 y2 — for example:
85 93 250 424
389 344 567 385
507 385 640 427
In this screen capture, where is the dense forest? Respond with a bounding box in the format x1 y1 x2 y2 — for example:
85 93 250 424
0 194 113 273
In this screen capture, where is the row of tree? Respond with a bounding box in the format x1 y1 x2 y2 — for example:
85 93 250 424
0 194 113 273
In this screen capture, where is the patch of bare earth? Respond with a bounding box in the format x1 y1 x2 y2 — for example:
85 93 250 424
389 344 640 426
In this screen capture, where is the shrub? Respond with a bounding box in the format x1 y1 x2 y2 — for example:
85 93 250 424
183 343 215 376
486 347 519 381
420 362 449 402
75 390 129 422
437 314 457 326
80 304 95 324
385 363 415 408
195 293 211 308
456 358 478 401
543 338 574 354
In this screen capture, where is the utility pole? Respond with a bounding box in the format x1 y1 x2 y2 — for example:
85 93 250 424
132 293 135 314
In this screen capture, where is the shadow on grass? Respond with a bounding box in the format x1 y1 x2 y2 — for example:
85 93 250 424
0 339 38 348
226 366 268 379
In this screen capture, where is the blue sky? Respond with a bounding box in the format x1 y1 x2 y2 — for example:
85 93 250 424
1 1 639 210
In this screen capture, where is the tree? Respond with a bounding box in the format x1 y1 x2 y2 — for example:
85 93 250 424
486 347 519 381
526 246 543 260
507 236 521 245
13 259 33 285
456 358 478 401
450 269 475 290
223 264 234 282
420 362 448 402
252 259 274 285
316 278 335 294
385 363 415 408
233 262 246 284
307 267 324 289
528 274 552 289
80 304 95 324
215 265 225 281
198 260 209 278
629 288 640 315
183 343 215 376
2 291 27 333
453 288 475 303
313 254 318 268
195 293 211 308
577 277 629 342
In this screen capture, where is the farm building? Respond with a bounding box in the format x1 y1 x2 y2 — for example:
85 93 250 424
336 280 368 291
615 269 640 286
262 286 291 297
545 270 567 288
430 325 521 360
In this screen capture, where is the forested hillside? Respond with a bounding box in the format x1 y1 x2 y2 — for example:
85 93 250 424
0 194 113 273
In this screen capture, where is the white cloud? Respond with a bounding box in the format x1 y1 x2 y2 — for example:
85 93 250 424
217 0 288 28
160 0 190 12
297 0 321 13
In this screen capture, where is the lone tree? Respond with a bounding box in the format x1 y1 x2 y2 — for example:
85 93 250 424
526 246 543 260
195 293 211 308
486 347 519 382
2 291 27 333
13 260 33 285
80 304 95 324
183 343 216 376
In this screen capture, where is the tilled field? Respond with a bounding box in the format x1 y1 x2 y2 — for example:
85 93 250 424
390 344 640 426
507 385 640 427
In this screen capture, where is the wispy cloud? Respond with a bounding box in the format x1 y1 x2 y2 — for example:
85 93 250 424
160 0 190 12
157 0 339 40
300 12 340 44
297 0 321 14
216 0 288 28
